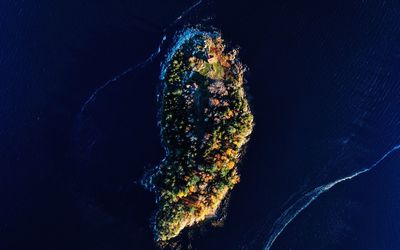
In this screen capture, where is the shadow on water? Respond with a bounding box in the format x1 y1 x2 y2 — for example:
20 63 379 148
71 1 400 249
71 1 226 249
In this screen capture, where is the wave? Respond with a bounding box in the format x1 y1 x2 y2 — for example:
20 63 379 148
79 0 204 114
264 144 400 250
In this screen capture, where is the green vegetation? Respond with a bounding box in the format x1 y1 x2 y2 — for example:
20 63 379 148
147 28 254 242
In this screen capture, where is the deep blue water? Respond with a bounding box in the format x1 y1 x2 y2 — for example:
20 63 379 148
2 1 400 249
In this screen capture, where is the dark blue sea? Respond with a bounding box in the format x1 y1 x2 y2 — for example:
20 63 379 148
1 0 400 249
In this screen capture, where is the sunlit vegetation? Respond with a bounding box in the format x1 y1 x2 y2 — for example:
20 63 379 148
145 28 254 242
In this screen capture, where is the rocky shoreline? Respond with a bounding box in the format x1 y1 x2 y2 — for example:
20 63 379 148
144 27 254 242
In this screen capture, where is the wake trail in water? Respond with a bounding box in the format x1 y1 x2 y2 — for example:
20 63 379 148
264 144 400 250
171 0 203 26
79 35 166 114
79 0 203 114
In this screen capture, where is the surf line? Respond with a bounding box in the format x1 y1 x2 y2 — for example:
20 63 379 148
79 0 204 114
264 144 400 250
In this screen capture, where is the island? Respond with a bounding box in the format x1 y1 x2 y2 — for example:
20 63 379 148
143 27 254 242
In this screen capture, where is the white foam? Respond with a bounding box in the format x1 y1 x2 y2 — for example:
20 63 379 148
79 0 204 114
264 144 400 250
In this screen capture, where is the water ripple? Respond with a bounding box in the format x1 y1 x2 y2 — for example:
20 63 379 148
264 144 400 250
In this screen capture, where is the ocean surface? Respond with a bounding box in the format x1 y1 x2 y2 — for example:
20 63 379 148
1 0 400 249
